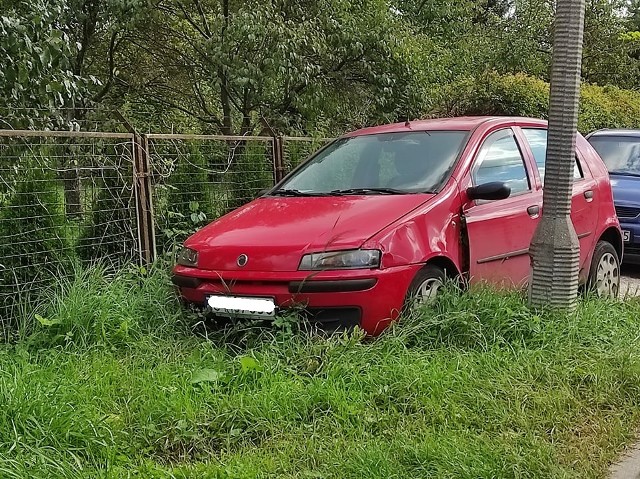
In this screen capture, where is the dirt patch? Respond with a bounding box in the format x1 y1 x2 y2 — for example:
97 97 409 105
621 266 640 298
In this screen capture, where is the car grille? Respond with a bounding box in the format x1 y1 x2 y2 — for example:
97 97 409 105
625 244 640 256
616 206 640 218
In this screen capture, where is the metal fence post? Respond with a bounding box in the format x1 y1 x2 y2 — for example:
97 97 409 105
133 133 157 266
273 136 285 183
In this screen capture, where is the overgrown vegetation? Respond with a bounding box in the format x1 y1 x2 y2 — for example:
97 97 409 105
2 264 640 477
5 0 640 339
3 1 640 475
435 71 640 132
78 167 137 263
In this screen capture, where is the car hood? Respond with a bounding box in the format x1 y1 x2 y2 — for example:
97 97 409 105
185 194 434 271
610 174 640 205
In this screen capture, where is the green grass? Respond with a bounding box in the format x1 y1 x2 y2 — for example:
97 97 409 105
2 266 640 478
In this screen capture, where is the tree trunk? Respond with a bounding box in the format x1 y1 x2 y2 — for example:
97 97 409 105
62 162 82 218
62 113 83 219
528 0 586 309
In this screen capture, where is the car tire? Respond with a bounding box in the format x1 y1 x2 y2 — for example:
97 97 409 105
587 240 620 298
403 264 447 314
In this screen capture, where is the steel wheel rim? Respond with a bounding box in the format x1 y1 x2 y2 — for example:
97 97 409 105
595 252 619 298
413 277 443 306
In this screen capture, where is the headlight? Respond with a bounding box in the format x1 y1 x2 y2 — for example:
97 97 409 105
177 247 199 267
299 249 381 270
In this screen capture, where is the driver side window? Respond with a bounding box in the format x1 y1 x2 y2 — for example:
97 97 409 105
472 129 531 196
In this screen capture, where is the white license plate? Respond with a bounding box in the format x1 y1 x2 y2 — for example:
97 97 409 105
623 230 631 243
207 295 276 318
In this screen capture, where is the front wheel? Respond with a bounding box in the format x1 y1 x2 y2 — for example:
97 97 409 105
403 265 447 314
587 240 620 298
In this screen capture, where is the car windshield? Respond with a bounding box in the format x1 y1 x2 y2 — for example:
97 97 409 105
588 135 640 176
274 131 469 195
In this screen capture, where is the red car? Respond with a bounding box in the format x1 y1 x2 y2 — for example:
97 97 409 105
172 117 622 335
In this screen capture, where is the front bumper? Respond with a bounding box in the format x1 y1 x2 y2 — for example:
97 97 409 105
172 264 420 335
620 221 640 264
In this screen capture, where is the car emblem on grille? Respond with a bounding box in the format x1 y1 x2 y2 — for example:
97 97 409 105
237 254 248 267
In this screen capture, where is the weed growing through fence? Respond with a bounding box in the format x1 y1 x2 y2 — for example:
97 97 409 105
155 143 214 252
2 266 640 477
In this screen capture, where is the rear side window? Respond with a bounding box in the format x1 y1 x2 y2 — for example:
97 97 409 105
522 129 583 183
472 129 531 195
587 135 640 175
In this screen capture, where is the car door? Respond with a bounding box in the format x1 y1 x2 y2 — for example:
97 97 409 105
463 128 542 288
520 128 598 275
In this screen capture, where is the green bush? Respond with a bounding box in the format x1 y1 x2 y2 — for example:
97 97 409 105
434 71 640 133
0 158 69 333
226 140 274 211
580 83 640 132
435 72 550 119
77 168 137 264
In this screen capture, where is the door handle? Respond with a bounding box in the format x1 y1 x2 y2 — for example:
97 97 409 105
527 205 540 217
584 190 594 201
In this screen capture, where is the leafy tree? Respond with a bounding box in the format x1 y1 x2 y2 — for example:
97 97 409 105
1 0 148 220
0 0 86 128
128 0 431 135
582 0 640 88
1 0 148 128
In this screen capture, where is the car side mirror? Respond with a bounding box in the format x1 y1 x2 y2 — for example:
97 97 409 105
256 188 270 198
466 182 511 201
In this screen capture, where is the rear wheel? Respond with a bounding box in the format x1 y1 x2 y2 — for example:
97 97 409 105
587 240 620 298
404 264 447 313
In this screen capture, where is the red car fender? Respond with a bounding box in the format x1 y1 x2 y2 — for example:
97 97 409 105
362 181 464 275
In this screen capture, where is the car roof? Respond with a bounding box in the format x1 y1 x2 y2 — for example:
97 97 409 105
343 116 548 137
587 129 640 138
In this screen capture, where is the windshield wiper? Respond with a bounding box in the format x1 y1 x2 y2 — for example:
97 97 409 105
270 189 330 197
330 187 412 195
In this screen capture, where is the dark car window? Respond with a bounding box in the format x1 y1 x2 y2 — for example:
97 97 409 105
278 131 469 194
472 129 530 195
521 128 583 183
587 135 640 176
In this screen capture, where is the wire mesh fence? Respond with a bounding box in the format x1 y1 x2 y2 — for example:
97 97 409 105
0 129 333 338
0 131 138 335
147 134 278 254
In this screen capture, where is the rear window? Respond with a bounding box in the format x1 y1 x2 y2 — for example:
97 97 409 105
588 135 640 175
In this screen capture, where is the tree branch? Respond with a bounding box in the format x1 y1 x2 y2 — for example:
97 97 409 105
193 0 213 38
142 87 227 127
73 0 99 77
92 30 119 103
193 82 224 129
176 1 211 39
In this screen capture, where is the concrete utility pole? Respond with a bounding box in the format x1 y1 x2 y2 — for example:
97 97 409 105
529 0 586 309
